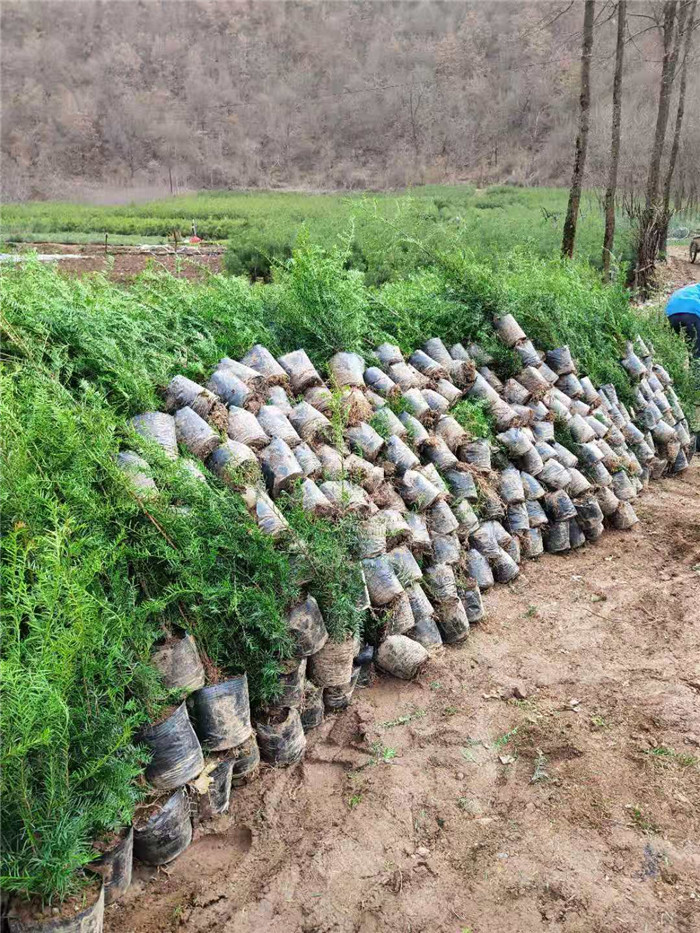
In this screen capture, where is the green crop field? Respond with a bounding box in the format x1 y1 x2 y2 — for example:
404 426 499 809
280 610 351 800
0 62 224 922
2 185 638 283
1 189 699 913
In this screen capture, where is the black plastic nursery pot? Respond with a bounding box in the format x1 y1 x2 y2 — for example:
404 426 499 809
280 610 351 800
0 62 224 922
139 702 204 791
188 675 253 751
286 597 328 657
299 682 325 732
133 788 192 866
150 631 205 694
459 585 485 623
407 615 443 649
275 658 307 708
229 735 261 787
90 825 133 906
256 708 307 766
8 883 104 933
353 644 375 687
192 757 235 822
323 666 361 712
436 598 470 644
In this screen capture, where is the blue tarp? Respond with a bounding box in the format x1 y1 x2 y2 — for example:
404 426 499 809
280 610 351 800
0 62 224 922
665 283 700 320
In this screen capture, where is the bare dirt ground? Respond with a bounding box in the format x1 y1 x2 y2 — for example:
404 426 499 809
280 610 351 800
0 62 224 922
659 246 700 294
8 243 225 281
107 464 700 933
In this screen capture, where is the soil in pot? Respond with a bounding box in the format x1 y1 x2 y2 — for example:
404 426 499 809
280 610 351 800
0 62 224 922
188 675 252 751
459 585 485 623
406 615 443 649
139 702 204 791
8 882 104 933
133 788 192 866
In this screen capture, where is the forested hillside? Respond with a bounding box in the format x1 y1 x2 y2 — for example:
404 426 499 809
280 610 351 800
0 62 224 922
2 0 698 200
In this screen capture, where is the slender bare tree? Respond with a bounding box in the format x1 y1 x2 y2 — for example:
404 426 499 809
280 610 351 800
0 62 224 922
635 1 681 292
562 0 596 259
602 1 627 280
658 0 697 257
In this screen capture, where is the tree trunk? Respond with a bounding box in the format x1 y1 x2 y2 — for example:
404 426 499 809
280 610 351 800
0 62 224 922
659 1 696 258
602 1 627 281
562 1 596 259
635 1 680 293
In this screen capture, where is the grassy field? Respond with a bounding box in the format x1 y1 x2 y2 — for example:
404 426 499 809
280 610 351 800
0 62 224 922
1 185 636 282
2 188 699 911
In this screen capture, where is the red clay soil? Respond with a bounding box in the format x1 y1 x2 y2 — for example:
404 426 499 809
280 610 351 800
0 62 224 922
107 464 700 933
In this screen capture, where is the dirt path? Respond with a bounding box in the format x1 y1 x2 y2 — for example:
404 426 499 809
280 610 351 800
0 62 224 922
659 246 700 294
107 465 700 933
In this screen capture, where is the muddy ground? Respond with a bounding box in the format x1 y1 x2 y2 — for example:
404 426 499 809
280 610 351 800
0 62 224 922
107 464 700 933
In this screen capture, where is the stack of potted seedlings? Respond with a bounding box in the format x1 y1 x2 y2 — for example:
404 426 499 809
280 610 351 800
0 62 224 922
98 310 695 904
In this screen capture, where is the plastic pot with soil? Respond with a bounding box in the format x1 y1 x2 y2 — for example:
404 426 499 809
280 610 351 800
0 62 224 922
133 788 192 866
324 666 361 712
435 597 470 644
139 702 204 791
241 344 289 385
8 882 105 933
300 682 325 732
307 636 356 688
190 756 235 822
376 634 429 680
286 596 328 657
274 658 307 709
406 615 443 649
229 735 261 787
520 527 544 558
174 406 220 460
465 548 495 589
277 349 323 394
459 584 485 623
361 556 404 607
188 675 252 752
131 411 178 459
492 548 520 583
165 375 219 419
256 708 307 766
90 826 133 906
494 313 527 347
150 631 205 694
259 438 303 498
424 562 459 601
383 591 415 636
